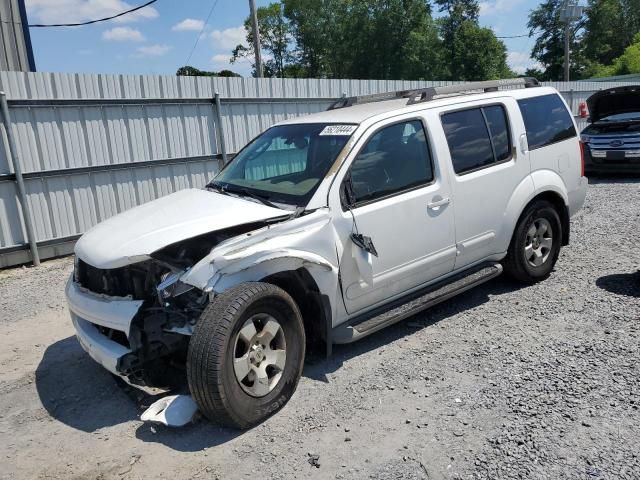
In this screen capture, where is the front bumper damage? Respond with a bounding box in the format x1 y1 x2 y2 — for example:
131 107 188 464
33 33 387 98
66 277 141 375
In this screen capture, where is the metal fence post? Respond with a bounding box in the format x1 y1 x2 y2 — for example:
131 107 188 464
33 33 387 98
214 92 228 166
569 88 575 114
0 91 40 266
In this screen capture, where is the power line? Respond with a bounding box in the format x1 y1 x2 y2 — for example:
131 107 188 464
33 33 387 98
184 0 221 67
29 0 158 28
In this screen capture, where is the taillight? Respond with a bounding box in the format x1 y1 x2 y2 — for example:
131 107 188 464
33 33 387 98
579 141 585 177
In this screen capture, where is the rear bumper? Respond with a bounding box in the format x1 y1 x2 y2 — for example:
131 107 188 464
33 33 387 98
66 276 143 375
568 176 588 217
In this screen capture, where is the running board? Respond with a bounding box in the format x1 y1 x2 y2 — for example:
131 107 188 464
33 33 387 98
332 263 503 344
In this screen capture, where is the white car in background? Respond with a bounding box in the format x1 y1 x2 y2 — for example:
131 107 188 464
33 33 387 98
66 78 587 428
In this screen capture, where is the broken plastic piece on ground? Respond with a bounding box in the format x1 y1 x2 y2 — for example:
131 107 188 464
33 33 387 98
140 394 199 427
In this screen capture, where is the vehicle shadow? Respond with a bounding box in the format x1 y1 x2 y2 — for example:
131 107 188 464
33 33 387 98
35 336 243 451
586 174 640 184
35 276 523 452
304 276 522 382
35 336 139 432
596 271 640 298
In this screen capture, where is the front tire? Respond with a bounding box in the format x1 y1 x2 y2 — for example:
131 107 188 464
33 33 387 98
503 200 562 284
187 282 305 429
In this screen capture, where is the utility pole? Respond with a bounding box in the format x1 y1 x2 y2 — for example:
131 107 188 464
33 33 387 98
564 22 571 82
249 0 264 78
559 0 585 82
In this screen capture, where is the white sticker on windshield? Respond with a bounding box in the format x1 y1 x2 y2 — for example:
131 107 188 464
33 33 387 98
319 125 357 136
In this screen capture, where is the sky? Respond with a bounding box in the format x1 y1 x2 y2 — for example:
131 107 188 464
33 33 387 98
24 0 546 77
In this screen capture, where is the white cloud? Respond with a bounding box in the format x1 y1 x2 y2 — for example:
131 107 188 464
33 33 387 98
508 51 543 74
211 53 234 65
211 26 246 50
480 0 525 16
172 18 204 32
136 44 171 57
102 26 144 42
25 0 158 25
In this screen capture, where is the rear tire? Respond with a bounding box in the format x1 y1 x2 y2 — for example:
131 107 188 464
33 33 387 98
503 200 562 284
187 282 305 429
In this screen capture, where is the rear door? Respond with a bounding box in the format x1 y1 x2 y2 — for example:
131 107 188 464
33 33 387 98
431 98 531 268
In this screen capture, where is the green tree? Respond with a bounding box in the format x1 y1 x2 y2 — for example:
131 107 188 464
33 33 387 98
583 0 625 66
434 0 479 78
283 0 445 79
594 32 640 76
452 23 514 80
583 0 640 68
231 2 293 77
176 66 241 77
434 0 511 80
527 0 586 80
402 13 447 80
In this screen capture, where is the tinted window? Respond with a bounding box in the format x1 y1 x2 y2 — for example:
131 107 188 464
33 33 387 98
348 120 433 204
442 108 495 174
483 105 511 161
518 94 576 150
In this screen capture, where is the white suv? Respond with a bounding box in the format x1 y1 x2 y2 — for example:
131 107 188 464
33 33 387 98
66 78 587 428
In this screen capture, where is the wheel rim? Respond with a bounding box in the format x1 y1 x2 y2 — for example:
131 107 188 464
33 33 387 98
524 218 553 268
233 313 287 398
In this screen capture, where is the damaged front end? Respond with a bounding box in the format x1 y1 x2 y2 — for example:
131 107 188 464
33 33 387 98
69 222 269 387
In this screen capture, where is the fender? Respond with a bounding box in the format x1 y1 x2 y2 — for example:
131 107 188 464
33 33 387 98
500 170 570 252
180 209 341 303
498 175 536 253
202 249 338 296
529 169 569 205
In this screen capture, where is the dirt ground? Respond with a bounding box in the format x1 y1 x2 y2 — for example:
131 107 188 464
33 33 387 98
1 177 639 480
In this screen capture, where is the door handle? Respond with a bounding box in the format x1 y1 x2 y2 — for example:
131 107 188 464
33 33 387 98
428 197 450 209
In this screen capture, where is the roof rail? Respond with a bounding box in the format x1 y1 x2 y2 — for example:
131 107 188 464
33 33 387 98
327 77 540 111
327 90 409 110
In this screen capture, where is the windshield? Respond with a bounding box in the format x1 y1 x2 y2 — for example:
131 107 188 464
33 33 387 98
599 112 640 122
210 123 355 207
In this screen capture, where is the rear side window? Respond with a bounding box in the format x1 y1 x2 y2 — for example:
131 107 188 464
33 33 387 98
441 105 512 175
517 94 576 150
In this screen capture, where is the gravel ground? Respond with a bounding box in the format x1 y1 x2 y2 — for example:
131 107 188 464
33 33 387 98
1 178 639 480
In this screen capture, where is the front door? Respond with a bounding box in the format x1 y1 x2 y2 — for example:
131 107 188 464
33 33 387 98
336 117 457 315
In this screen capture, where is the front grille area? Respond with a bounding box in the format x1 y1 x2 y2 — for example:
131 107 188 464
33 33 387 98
75 259 166 300
588 133 640 156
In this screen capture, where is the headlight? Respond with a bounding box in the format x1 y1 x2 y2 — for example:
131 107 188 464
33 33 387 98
156 271 194 304
580 134 591 143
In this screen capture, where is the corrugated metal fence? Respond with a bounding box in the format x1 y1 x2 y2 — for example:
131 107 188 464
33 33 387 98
0 71 635 267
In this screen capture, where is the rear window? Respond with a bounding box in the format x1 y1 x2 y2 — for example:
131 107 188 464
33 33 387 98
517 94 576 150
441 105 512 175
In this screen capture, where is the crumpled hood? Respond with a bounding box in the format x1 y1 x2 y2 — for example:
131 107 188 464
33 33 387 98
75 188 284 269
587 85 640 123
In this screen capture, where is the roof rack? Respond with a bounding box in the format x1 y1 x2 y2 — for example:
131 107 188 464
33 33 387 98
327 77 540 111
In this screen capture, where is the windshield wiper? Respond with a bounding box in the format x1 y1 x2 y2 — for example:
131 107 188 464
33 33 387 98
224 186 280 209
206 182 230 196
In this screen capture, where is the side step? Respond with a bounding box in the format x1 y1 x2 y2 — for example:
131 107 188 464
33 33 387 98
332 262 503 344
